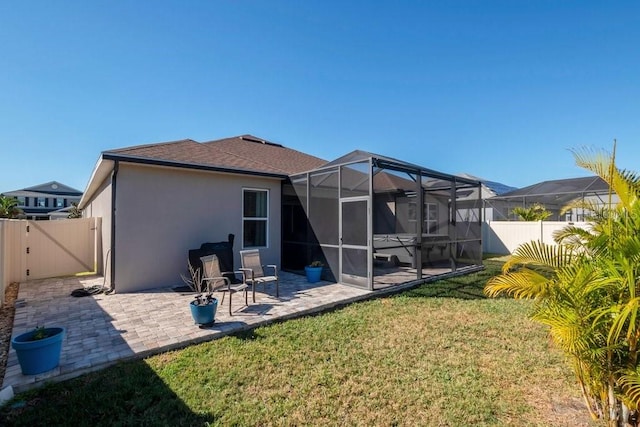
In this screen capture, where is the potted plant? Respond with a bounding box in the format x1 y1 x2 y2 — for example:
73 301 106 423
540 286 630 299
180 262 218 326
304 261 324 283
11 326 65 375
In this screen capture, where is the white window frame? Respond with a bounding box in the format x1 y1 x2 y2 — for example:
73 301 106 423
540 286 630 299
242 188 269 249
424 203 438 234
408 201 439 234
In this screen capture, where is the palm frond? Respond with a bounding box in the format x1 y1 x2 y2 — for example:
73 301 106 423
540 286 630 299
570 146 614 184
484 268 550 299
503 240 570 271
618 371 640 408
552 225 593 247
607 298 640 345
610 170 639 211
559 198 602 217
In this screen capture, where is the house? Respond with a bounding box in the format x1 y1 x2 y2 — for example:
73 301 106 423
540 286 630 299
453 173 516 223
79 135 483 293
485 175 612 221
2 181 82 220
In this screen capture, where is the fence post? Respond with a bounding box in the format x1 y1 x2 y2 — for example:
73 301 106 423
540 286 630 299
540 220 544 244
0 220 5 308
94 217 102 274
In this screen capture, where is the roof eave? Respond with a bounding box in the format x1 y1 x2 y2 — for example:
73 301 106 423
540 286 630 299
78 156 115 209
79 153 288 209
101 153 289 179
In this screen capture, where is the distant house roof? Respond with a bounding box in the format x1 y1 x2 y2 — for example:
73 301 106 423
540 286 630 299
483 180 518 196
104 134 326 176
3 181 82 197
488 175 610 206
455 173 517 196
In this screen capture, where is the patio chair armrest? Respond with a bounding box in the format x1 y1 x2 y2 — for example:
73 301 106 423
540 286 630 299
264 264 278 276
238 267 254 279
202 275 230 291
228 270 246 282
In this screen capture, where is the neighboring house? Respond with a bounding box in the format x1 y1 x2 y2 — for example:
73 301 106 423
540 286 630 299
455 173 517 222
79 135 483 293
485 175 613 221
456 173 517 198
2 181 82 220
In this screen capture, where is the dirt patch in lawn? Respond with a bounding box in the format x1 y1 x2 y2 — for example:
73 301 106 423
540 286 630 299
0 282 19 386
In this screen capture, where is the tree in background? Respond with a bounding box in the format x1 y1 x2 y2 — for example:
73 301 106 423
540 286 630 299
485 144 640 426
511 203 552 221
0 195 23 218
67 202 82 219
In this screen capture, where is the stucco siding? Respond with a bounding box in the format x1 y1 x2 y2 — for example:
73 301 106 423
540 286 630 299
83 174 112 281
114 163 282 293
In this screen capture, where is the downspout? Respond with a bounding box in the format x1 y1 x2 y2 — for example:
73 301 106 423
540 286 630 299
109 160 119 293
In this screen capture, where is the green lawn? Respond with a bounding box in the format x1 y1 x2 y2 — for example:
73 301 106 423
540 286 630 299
1 260 593 426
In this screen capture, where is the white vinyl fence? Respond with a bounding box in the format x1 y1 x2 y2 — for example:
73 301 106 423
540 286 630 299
483 221 590 255
0 217 101 307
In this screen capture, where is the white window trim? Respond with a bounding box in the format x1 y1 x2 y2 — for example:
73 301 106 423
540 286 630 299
242 188 269 249
408 201 439 234
425 203 438 234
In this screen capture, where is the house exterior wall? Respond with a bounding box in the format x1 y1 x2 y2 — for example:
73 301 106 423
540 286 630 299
82 174 112 280
113 163 282 293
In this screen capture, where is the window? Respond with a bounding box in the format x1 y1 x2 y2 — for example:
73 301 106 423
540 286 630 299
425 203 438 234
36 197 46 207
243 189 268 248
55 198 64 208
16 196 25 206
408 201 439 234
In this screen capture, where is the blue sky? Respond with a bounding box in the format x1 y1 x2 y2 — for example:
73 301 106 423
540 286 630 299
1 1 638 193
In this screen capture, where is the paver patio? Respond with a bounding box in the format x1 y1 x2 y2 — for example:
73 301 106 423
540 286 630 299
2 266 481 393
3 272 371 392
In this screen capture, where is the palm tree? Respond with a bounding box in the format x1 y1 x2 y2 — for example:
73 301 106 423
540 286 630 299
485 144 640 426
511 203 552 221
0 195 23 218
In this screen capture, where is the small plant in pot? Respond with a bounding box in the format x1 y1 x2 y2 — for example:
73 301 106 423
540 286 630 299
180 262 218 326
304 261 324 283
11 325 66 375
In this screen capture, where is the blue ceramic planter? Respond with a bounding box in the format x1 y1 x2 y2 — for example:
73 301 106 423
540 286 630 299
190 299 218 325
11 327 65 375
304 266 323 283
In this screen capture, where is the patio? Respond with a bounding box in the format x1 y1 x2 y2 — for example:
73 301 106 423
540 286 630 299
2 267 481 393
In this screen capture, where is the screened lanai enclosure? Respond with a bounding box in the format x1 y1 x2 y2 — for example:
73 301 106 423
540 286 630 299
484 176 612 222
282 151 484 290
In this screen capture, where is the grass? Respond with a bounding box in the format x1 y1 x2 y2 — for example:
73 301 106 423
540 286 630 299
1 260 593 426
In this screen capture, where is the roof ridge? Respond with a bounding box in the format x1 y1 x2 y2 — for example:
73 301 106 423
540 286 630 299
213 145 291 175
203 135 312 174
106 139 199 154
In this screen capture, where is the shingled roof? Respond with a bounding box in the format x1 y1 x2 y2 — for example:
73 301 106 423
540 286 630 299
104 134 326 176
488 175 611 207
